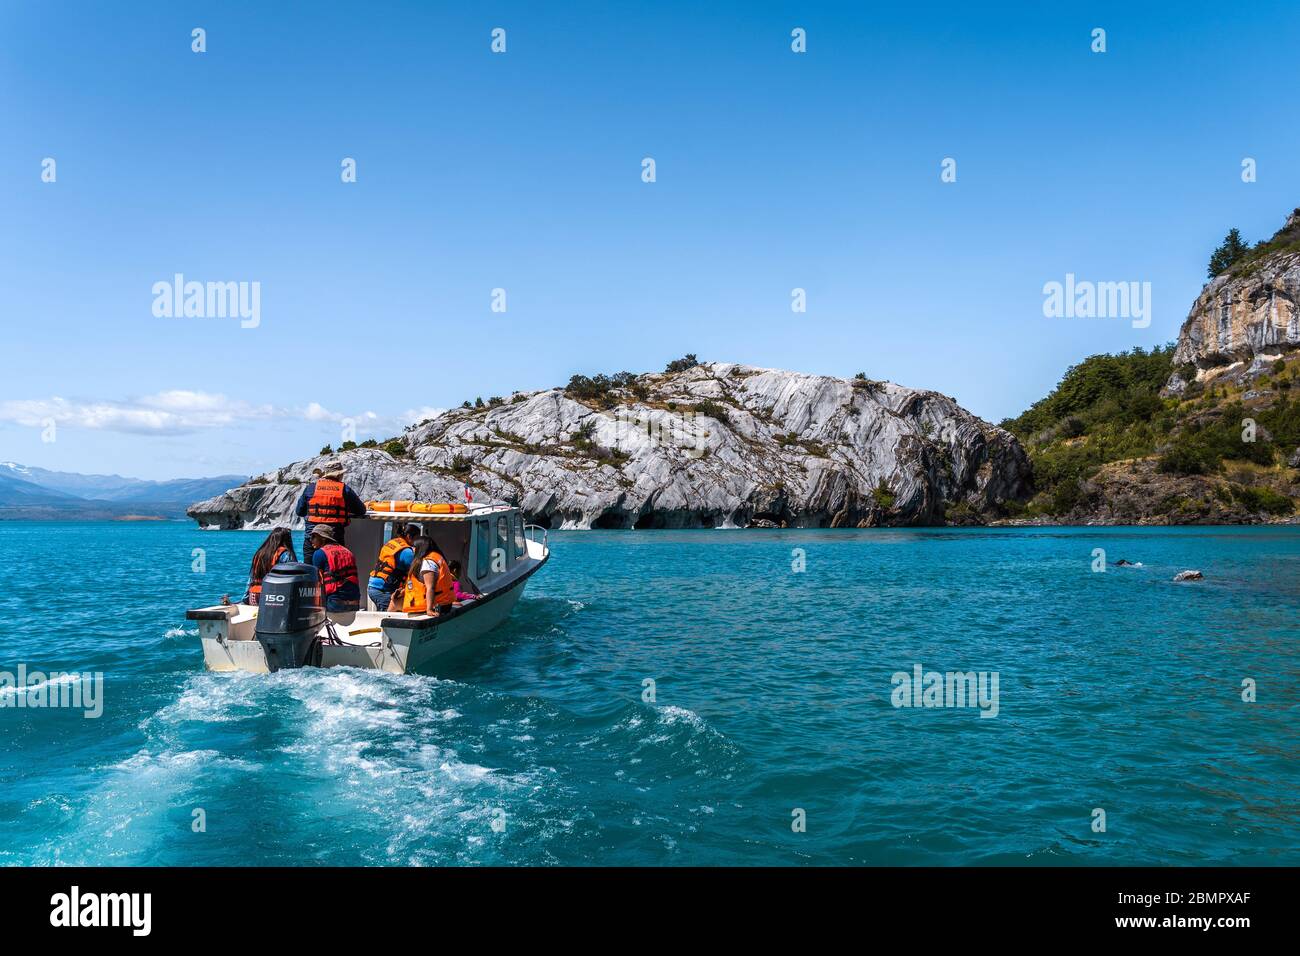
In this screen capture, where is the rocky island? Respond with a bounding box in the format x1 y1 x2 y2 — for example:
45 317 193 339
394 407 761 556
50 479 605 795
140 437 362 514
189 361 1031 530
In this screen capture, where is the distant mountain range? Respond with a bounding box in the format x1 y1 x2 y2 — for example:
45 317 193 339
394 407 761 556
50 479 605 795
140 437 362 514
0 462 246 519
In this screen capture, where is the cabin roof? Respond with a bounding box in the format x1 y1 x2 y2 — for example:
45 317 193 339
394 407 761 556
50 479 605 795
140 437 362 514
363 504 516 521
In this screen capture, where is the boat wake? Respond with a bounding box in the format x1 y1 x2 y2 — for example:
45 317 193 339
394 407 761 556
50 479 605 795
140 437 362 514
29 662 746 865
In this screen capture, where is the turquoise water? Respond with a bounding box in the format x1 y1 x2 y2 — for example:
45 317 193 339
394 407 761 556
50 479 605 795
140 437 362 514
0 521 1296 866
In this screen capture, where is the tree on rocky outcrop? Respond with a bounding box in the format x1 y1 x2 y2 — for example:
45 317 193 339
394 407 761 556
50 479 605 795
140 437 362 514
1207 228 1251 277
872 481 895 510
564 371 636 406
664 354 700 373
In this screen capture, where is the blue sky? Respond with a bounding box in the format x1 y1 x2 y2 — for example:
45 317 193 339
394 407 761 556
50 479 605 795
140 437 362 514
2 0 1298 479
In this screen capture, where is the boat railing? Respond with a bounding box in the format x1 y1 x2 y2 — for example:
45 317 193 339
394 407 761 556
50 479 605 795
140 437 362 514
524 524 549 557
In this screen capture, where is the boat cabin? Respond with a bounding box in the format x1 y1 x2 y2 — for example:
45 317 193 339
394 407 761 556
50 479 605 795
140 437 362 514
349 502 537 609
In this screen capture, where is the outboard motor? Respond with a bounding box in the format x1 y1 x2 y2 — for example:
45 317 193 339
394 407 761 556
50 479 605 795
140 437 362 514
254 563 325 671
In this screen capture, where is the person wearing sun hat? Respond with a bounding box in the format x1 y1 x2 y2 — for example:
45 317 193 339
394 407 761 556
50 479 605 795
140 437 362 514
295 463 366 561
308 523 361 612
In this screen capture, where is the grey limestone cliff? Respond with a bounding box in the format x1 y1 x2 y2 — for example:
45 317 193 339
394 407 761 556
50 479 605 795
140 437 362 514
189 362 1032 530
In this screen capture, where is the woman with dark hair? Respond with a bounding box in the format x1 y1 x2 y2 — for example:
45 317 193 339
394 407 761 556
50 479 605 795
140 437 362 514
400 535 456 615
243 527 297 605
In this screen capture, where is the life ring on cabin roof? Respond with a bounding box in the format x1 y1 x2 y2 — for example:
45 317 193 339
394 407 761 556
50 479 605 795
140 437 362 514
409 502 468 514
367 500 413 512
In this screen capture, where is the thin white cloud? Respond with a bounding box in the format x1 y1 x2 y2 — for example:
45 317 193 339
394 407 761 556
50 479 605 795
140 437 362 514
0 392 442 437
0 394 267 435
139 390 253 413
404 405 447 424
300 402 340 423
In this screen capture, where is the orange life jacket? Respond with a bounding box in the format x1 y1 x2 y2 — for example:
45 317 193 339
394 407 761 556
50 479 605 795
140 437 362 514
402 552 456 613
370 536 410 589
317 543 359 598
307 478 350 525
247 545 288 604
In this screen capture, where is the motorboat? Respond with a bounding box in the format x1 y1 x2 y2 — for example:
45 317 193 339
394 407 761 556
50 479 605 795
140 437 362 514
186 502 549 674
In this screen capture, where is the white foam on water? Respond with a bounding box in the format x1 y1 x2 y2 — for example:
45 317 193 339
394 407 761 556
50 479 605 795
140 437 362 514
73 664 560 865
615 703 744 775
110 747 257 774
33 747 261 865
26 794 75 815
658 705 708 728
240 667 546 864
163 627 197 639
148 671 266 726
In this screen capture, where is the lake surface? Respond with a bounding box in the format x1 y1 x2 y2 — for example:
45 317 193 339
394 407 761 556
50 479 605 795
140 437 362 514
0 521 1296 865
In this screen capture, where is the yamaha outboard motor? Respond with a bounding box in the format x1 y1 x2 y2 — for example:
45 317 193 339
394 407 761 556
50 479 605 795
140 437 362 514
254 563 325 671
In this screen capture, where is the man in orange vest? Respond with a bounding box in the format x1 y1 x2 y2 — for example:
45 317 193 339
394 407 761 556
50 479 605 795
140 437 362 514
295 465 366 562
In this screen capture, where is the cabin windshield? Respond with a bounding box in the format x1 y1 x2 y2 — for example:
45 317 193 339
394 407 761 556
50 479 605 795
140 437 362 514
469 510 533 583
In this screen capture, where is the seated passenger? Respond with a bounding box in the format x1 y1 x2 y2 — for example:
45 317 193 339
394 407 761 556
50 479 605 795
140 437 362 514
244 527 296 605
401 536 456 615
309 524 360 612
448 560 477 603
367 522 416 611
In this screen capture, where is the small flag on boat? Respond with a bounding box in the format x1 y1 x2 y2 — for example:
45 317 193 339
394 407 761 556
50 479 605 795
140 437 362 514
464 484 473 503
